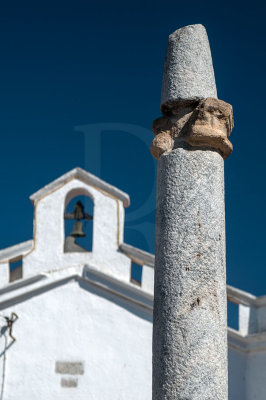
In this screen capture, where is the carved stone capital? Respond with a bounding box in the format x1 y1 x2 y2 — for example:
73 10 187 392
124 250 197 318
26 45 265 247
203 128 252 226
151 98 233 160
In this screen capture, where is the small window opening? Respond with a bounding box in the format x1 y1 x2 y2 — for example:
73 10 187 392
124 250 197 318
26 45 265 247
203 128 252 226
9 257 23 283
64 195 93 253
130 262 143 286
227 301 239 331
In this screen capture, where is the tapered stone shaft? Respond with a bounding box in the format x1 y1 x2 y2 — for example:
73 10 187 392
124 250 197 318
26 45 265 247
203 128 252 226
152 24 233 400
161 24 217 108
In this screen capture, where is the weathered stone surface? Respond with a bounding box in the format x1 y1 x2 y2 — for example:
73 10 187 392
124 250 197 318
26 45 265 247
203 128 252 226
161 24 217 111
153 23 230 400
153 147 228 400
151 98 233 159
187 98 233 157
150 131 173 160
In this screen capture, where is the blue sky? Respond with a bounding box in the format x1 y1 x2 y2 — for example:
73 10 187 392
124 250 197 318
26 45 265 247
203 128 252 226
0 0 265 297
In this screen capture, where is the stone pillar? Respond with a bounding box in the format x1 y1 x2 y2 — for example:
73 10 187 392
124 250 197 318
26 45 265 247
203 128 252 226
151 24 233 400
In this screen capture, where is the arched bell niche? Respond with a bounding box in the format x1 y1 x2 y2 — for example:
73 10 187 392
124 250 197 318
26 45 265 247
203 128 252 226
64 188 94 253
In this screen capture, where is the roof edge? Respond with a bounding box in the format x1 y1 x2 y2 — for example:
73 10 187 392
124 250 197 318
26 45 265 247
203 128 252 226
29 167 130 207
119 243 155 267
228 327 266 353
0 240 33 262
0 265 153 313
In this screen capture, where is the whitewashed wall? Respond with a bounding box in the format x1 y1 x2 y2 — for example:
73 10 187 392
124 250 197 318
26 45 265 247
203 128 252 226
227 286 266 400
22 178 131 282
228 349 246 400
1 169 266 400
0 277 152 400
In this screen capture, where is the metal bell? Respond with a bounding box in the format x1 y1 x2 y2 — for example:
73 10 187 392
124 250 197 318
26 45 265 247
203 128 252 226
70 221 86 238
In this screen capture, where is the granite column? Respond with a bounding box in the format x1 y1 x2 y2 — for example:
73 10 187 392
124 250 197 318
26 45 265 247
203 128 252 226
151 24 233 400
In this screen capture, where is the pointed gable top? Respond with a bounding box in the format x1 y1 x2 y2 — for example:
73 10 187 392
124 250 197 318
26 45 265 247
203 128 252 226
29 167 130 207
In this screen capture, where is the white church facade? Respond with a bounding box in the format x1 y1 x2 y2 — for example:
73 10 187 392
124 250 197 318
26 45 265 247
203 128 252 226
0 167 264 399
